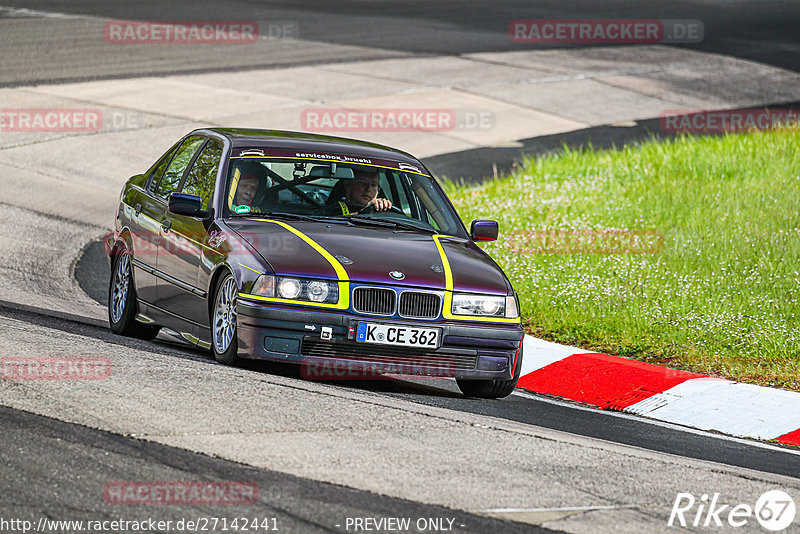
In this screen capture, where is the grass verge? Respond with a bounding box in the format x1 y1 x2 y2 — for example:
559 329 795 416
445 131 800 390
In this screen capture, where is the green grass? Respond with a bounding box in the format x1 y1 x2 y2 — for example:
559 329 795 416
445 131 800 390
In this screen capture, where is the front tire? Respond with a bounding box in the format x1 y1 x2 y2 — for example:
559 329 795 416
211 273 240 365
456 344 523 399
108 249 160 341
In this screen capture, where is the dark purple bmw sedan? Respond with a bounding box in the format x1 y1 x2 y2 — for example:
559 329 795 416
107 129 524 398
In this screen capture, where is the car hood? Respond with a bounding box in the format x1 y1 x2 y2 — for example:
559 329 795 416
226 219 510 294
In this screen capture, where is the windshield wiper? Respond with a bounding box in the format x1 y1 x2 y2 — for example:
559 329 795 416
349 216 437 233
229 211 339 223
264 212 330 222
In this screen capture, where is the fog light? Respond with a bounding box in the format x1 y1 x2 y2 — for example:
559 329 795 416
477 354 509 371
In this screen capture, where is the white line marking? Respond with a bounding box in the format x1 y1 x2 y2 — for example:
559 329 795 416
512 389 800 457
519 334 591 375
482 505 620 513
626 378 800 440
0 6 79 18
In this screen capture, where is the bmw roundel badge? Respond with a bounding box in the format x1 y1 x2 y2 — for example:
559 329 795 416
389 270 405 280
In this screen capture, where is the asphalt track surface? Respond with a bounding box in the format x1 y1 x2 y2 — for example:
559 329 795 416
3 1 800 532
73 228 800 480
2 403 546 534
1 0 799 87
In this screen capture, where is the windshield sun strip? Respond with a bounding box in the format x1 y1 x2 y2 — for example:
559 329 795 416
229 155 431 177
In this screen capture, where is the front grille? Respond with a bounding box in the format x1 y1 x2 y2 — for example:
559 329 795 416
302 340 477 372
399 291 441 319
352 287 396 315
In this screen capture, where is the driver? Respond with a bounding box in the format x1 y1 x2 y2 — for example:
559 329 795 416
337 168 393 215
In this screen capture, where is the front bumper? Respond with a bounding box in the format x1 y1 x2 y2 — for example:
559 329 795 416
237 299 524 380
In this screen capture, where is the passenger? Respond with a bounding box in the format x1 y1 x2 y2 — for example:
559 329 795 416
232 173 265 212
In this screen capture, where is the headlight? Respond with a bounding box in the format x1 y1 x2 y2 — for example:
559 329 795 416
275 277 338 304
251 275 275 297
278 278 302 299
452 294 505 317
452 293 518 318
306 281 330 302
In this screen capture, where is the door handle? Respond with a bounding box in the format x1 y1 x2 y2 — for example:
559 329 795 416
161 219 172 233
134 203 142 216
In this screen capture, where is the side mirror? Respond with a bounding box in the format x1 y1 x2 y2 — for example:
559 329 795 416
169 192 209 218
470 220 498 242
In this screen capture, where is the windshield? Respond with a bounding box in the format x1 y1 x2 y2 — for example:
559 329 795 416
223 148 467 237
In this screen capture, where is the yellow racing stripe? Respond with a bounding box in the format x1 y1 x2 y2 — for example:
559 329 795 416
432 234 520 324
238 219 350 309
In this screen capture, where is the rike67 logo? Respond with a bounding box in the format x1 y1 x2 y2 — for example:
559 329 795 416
669 490 796 531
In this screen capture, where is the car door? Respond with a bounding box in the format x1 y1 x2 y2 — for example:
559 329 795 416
127 143 178 305
140 135 206 324
156 137 224 328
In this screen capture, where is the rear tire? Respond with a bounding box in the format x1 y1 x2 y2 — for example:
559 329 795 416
211 272 240 365
456 344 523 399
108 249 160 341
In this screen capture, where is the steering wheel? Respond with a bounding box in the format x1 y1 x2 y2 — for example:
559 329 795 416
359 203 404 215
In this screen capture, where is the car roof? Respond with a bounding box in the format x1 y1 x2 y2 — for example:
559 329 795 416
199 128 424 166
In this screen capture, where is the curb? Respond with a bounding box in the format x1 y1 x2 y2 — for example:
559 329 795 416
518 336 800 447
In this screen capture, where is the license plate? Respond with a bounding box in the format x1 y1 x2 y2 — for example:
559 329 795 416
356 322 439 348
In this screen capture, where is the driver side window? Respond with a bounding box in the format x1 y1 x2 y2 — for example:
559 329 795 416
182 139 223 209
154 136 205 200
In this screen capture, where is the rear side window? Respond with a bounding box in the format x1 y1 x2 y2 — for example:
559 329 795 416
182 139 223 209
153 136 205 200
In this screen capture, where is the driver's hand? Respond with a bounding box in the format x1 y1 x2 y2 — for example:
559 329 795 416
368 198 393 212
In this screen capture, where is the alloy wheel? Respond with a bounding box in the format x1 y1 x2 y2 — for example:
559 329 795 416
213 275 238 354
110 252 131 323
